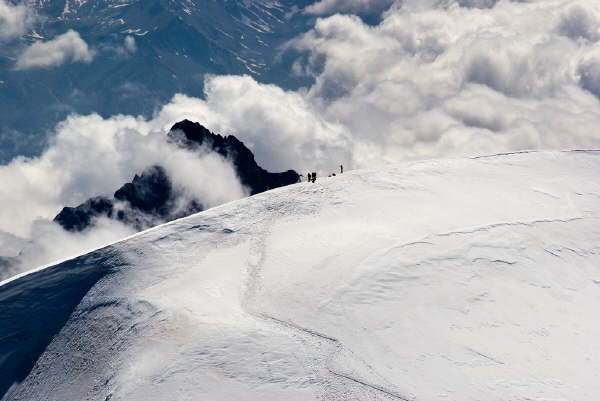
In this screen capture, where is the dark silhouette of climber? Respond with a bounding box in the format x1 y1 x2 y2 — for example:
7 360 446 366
340 165 344 174
311 172 317 183
307 173 311 183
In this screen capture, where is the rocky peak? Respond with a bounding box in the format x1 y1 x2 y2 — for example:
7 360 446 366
54 120 299 232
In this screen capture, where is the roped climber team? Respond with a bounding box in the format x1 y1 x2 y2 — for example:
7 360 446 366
306 164 343 183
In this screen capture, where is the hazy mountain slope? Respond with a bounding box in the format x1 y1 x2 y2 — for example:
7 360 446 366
0 0 314 162
2 150 600 400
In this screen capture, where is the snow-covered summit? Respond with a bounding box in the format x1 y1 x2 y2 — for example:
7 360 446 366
2 150 600 400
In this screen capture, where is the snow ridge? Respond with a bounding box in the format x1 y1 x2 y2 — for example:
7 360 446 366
3 151 600 400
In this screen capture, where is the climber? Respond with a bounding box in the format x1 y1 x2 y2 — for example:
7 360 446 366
311 172 317 183
340 164 344 174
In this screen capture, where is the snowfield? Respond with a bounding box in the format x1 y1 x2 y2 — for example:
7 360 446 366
2 151 600 401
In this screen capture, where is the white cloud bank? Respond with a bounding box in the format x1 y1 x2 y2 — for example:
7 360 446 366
15 29 94 69
5 0 600 277
292 0 600 163
0 0 33 40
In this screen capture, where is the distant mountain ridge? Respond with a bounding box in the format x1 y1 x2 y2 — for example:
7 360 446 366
0 0 315 162
54 120 299 232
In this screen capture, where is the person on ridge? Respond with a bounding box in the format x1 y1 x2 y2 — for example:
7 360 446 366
311 172 317 183
340 164 344 174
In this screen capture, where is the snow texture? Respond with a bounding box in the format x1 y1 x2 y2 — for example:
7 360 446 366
2 150 600 401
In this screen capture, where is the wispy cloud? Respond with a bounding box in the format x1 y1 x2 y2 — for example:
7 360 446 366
124 35 137 53
0 0 34 41
304 0 394 16
15 29 94 70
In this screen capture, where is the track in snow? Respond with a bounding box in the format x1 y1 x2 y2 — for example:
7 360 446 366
242 201 413 401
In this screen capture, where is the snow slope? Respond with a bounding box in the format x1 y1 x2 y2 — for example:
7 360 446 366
2 150 600 401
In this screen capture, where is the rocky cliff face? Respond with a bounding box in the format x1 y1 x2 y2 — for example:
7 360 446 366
168 120 300 195
54 120 299 232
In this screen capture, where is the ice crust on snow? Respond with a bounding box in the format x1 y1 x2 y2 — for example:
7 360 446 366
2 151 600 400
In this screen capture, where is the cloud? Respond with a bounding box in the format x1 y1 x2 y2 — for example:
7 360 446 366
15 29 94 70
0 101 248 277
304 0 395 16
0 0 33 41
178 76 353 174
0 103 251 238
0 230 25 258
288 0 600 162
454 0 499 9
558 5 600 42
97 35 137 57
124 35 137 53
578 58 600 99
8 218 137 279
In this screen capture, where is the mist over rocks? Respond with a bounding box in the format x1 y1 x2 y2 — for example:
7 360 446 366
54 120 300 233
54 196 115 232
168 120 300 195
54 166 203 232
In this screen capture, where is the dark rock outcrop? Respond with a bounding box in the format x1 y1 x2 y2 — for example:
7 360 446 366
54 197 114 232
114 165 173 215
54 166 202 232
168 120 299 195
54 121 299 232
